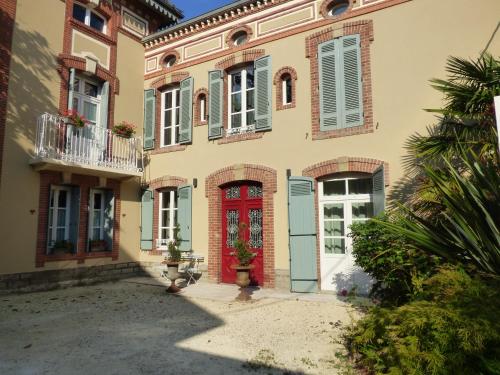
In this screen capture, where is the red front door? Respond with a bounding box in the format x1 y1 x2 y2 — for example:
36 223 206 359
221 182 264 286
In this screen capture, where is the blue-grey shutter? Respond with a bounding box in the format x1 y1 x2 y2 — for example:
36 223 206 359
103 190 114 251
140 189 154 250
372 166 385 216
68 68 76 110
177 185 192 252
99 81 109 129
288 177 318 292
254 55 272 131
69 186 80 253
143 89 155 150
341 34 363 128
179 77 193 144
208 70 223 139
318 39 340 131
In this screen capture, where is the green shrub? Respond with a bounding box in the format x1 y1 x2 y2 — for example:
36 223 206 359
349 215 441 306
345 267 500 375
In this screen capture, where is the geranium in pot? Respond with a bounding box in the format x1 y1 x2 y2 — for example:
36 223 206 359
163 225 183 293
63 110 88 128
112 121 136 138
230 223 257 296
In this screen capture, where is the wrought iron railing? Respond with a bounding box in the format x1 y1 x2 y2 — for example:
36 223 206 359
34 113 142 173
225 124 256 136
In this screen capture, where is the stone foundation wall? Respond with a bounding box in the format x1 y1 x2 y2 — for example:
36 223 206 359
274 269 290 290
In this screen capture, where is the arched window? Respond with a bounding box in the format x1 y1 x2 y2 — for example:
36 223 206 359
274 67 297 110
282 74 292 105
320 0 352 19
199 93 207 122
163 54 177 68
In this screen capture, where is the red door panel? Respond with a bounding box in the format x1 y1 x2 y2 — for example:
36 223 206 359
221 183 263 286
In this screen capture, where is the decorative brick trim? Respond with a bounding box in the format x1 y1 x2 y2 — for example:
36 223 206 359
193 87 208 126
217 132 263 144
159 49 181 71
273 66 298 111
205 164 277 287
150 71 189 90
36 171 122 268
0 0 17 190
149 175 188 254
305 20 374 141
215 48 265 70
302 156 388 290
225 24 254 48
319 0 354 19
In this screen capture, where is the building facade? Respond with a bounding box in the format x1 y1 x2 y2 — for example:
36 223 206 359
0 0 498 293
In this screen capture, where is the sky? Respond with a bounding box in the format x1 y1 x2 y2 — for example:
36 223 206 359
170 0 237 21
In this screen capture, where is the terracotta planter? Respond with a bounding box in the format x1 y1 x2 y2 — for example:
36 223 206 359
231 264 255 301
163 261 181 293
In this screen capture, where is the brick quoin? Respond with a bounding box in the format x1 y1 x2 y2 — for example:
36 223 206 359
273 66 298 111
0 0 17 190
36 171 122 268
205 164 277 288
302 156 388 289
305 20 374 141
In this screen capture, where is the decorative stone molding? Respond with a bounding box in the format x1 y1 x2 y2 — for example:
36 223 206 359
205 164 277 287
273 66 298 111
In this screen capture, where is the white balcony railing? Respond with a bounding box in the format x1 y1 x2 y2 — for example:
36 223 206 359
34 113 142 174
225 124 256 136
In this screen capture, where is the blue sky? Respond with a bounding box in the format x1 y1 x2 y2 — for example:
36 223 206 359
171 0 237 21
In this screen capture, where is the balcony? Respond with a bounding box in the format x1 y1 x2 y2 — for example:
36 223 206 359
30 113 143 179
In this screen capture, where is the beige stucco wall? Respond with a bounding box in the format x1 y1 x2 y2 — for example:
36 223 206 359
0 1 145 275
140 0 500 271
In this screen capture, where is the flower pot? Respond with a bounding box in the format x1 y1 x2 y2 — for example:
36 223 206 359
163 261 181 293
231 264 255 301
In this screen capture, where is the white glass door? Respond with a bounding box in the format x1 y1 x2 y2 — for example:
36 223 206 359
48 186 71 252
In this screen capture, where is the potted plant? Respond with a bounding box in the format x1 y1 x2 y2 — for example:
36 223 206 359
62 109 89 128
51 240 74 256
89 239 108 252
230 223 257 297
112 121 136 138
162 225 183 293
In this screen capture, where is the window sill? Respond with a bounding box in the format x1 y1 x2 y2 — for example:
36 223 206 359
150 145 187 155
217 132 264 144
277 103 296 111
194 120 208 127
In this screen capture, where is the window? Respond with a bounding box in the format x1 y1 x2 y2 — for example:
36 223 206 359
232 31 248 46
48 186 72 251
327 0 349 17
163 55 177 68
282 74 292 105
199 94 207 122
228 65 255 132
88 189 114 252
319 176 373 255
161 87 180 146
89 190 105 242
72 3 107 33
72 75 101 126
159 190 178 247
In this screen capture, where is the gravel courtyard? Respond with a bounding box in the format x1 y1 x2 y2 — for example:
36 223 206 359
0 278 359 375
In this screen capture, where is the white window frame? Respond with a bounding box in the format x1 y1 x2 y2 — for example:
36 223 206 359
72 74 101 126
158 190 178 249
282 76 292 105
318 176 373 257
227 65 255 131
160 87 180 147
89 189 105 241
73 2 107 34
200 95 206 122
48 186 72 250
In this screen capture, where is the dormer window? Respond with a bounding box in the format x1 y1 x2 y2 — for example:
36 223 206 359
73 3 106 34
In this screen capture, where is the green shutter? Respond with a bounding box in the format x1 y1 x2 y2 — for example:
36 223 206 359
103 190 114 251
69 186 80 253
208 70 223 139
372 166 385 216
341 34 363 128
68 68 76 110
141 189 154 250
288 177 318 293
254 55 272 131
177 185 192 252
99 81 109 129
179 77 193 144
143 89 156 150
319 39 340 130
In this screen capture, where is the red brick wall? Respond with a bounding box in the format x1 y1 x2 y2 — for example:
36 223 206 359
0 0 17 190
36 171 122 267
205 164 277 287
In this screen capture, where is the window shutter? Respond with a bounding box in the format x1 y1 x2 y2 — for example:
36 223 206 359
177 185 192 252
340 34 363 128
318 39 340 131
67 68 76 110
254 55 272 131
143 89 155 150
372 166 385 216
140 189 154 250
103 190 115 251
208 70 223 139
179 77 193 144
288 177 318 292
99 81 109 129
69 186 80 253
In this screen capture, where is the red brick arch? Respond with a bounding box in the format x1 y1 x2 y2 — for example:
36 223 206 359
205 164 277 287
273 66 298 111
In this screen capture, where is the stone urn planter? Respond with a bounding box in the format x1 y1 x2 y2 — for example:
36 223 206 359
231 264 255 301
163 261 181 294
